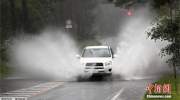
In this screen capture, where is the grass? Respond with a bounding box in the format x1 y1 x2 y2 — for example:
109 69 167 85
0 63 11 79
143 75 180 100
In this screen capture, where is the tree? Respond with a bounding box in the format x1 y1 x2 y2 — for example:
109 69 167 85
108 0 147 8
148 15 180 67
147 0 180 79
147 0 180 93
0 0 99 77
110 0 179 80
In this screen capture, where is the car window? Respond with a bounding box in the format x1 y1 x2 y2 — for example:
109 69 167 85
82 48 111 57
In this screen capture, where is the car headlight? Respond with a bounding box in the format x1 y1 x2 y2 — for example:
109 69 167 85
105 61 112 66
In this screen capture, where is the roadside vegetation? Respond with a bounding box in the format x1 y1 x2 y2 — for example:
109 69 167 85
109 0 180 99
146 0 180 97
0 40 11 79
1 0 179 80
0 63 11 78
0 0 99 78
143 75 180 100
145 0 180 99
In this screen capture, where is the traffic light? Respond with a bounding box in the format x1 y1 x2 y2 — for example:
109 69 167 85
127 10 132 16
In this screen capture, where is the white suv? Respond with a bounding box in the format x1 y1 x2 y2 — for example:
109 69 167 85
77 46 114 75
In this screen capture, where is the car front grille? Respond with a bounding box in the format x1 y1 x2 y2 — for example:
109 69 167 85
85 63 104 69
86 63 103 66
86 66 104 69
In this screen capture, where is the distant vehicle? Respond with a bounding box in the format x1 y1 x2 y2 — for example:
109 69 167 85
76 46 115 75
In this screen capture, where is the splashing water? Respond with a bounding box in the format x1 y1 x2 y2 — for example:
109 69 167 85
112 7 170 79
9 7 171 81
10 30 83 80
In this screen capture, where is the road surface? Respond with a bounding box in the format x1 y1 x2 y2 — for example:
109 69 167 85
0 79 45 93
30 78 153 100
0 76 155 100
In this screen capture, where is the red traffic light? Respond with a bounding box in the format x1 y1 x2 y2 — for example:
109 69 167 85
127 10 132 16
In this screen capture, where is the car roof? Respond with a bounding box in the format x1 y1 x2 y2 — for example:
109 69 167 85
85 46 110 49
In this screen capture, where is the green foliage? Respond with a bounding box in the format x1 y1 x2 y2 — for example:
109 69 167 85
114 0 132 6
0 63 11 79
109 0 173 11
143 75 180 100
110 0 147 8
0 0 97 38
152 0 170 8
0 0 99 76
0 38 10 78
147 11 180 64
147 17 179 42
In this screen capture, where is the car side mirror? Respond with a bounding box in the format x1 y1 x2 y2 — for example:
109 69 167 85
76 54 80 59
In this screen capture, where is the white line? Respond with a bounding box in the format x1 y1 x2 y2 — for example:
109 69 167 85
4 92 35 95
0 94 31 97
12 90 41 93
1 82 64 98
111 88 124 100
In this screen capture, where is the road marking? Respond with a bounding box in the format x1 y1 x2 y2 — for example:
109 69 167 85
0 82 64 98
111 88 124 100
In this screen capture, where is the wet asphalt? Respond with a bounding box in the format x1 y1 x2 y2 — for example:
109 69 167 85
28 76 154 100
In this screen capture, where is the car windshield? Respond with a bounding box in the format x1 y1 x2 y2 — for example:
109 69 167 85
82 48 111 57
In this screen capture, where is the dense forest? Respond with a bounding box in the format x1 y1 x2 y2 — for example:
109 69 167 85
0 0 99 40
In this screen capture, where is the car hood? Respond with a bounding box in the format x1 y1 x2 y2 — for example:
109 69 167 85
80 57 112 63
